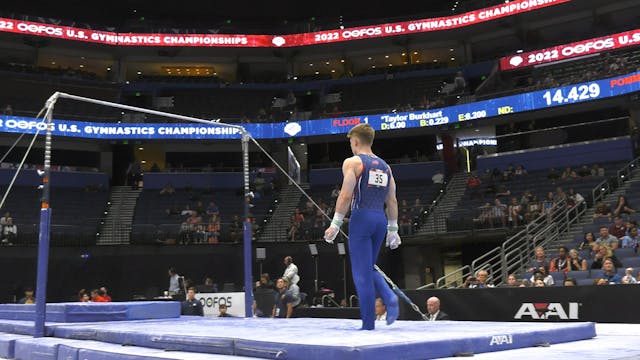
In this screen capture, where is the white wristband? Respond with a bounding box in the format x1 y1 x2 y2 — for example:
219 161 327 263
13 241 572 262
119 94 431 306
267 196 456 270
387 220 398 232
331 212 345 227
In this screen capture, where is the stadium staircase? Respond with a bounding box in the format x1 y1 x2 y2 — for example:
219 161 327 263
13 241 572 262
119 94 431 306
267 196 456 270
418 172 470 234
258 182 308 242
97 186 142 245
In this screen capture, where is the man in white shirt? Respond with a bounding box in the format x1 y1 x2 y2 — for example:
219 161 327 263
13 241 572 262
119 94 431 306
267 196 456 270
426 297 449 321
282 256 300 286
431 170 445 185
1 217 17 244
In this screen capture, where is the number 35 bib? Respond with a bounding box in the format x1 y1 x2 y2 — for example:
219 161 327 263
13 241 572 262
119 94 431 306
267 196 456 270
368 169 388 187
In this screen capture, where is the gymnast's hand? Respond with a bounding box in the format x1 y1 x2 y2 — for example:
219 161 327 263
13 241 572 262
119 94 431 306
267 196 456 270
324 224 340 244
386 225 401 250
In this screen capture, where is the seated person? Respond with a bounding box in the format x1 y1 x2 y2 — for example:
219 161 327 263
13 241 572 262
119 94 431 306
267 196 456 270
609 216 627 239
591 245 623 269
593 202 612 219
159 182 175 195
463 270 494 288
549 246 570 273
529 265 554 287
596 226 620 250
621 227 640 249
595 258 622 285
579 232 597 253
218 304 233 317
527 246 549 272
547 168 560 182
564 278 577 286
560 167 578 180
507 197 523 227
567 248 588 271
577 165 591 177
613 195 635 216
375 298 387 321
622 267 638 284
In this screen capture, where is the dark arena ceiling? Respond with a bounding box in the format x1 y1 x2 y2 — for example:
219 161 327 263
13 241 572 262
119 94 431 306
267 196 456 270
1 0 463 30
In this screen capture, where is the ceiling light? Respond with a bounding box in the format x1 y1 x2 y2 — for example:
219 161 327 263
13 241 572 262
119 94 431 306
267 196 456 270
315 71 319 74
331 69 336 73
340 59 345 63
401 52 406 56
451 57 455 61
368 57 372 60
388 64 392 67
385 55 389 58
413 51 418 55
79 64 84 68
309 63 313 66
325 61 330 65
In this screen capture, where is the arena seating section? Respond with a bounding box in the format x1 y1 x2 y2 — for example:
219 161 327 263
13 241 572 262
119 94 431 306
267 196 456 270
447 162 627 231
1 186 108 246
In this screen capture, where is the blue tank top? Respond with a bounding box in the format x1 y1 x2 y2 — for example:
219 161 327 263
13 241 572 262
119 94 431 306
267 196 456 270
351 154 391 211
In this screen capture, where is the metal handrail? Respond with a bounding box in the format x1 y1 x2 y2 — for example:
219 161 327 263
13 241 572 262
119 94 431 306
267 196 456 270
435 265 471 288
616 156 640 187
349 295 359 307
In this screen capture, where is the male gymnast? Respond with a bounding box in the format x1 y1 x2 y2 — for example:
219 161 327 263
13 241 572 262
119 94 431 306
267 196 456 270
324 123 401 330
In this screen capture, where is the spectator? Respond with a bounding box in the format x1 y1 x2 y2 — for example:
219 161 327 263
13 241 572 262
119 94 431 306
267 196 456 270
622 267 637 284
205 201 220 217
229 215 242 243
150 163 161 172
554 187 567 203
253 172 265 197
579 232 598 252
100 287 112 302
18 287 35 304
426 296 449 321
159 183 175 195
495 185 511 198
1 217 17 245
168 267 181 295
593 202 612 220
272 278 294 318
431 169 445 185
330 184 340 200
621 227 640 249
596 258 622 285
508 197 523 227
530 265 554 287
503 274 520 287
283 256 300 286
218 304 233 317
525 195 541 223
3 104 13 115
399 214 413 236
591 246 622 269
198 277 218 293
533 279 546 287
560 167 577 180
80 292 91 302
564 278 577 286
541 192 556 214
566 188 584 208
613 195 635 216
577 165 591 177
463 269 494 288
609 216 626 241
528 246 549 272
490 198 507 227
547 168 560 183
591 164 605 177
181 287 204 316
514 165 527 177
90 289 108 302
549 246 570 273
568 248 588 271
207 214 221 244
467 173 482 199
375 298 387 321
288 277 302 308
597 226 620 250
0 212 13 226
453 71 466 93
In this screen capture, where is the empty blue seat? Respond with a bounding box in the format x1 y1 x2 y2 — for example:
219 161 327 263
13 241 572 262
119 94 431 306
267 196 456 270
567 270 590 280
577 278 595 286
615 248 638 260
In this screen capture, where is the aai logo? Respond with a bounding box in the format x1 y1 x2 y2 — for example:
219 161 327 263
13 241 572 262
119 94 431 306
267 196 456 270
514 302 580 320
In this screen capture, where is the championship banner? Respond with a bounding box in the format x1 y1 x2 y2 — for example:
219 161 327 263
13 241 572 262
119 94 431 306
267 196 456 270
500 28 640 70
197 292 246 317
0 0 570 48
0 71 637 140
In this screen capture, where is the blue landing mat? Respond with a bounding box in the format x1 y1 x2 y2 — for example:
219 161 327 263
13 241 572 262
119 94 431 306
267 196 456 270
0 302 180 323
0 332 31 358
48 317 596 360
10 336 260 360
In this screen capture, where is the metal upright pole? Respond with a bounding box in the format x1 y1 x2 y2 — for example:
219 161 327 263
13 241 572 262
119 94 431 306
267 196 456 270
342 256 347 307
241 132 253 318
34 94 57 337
